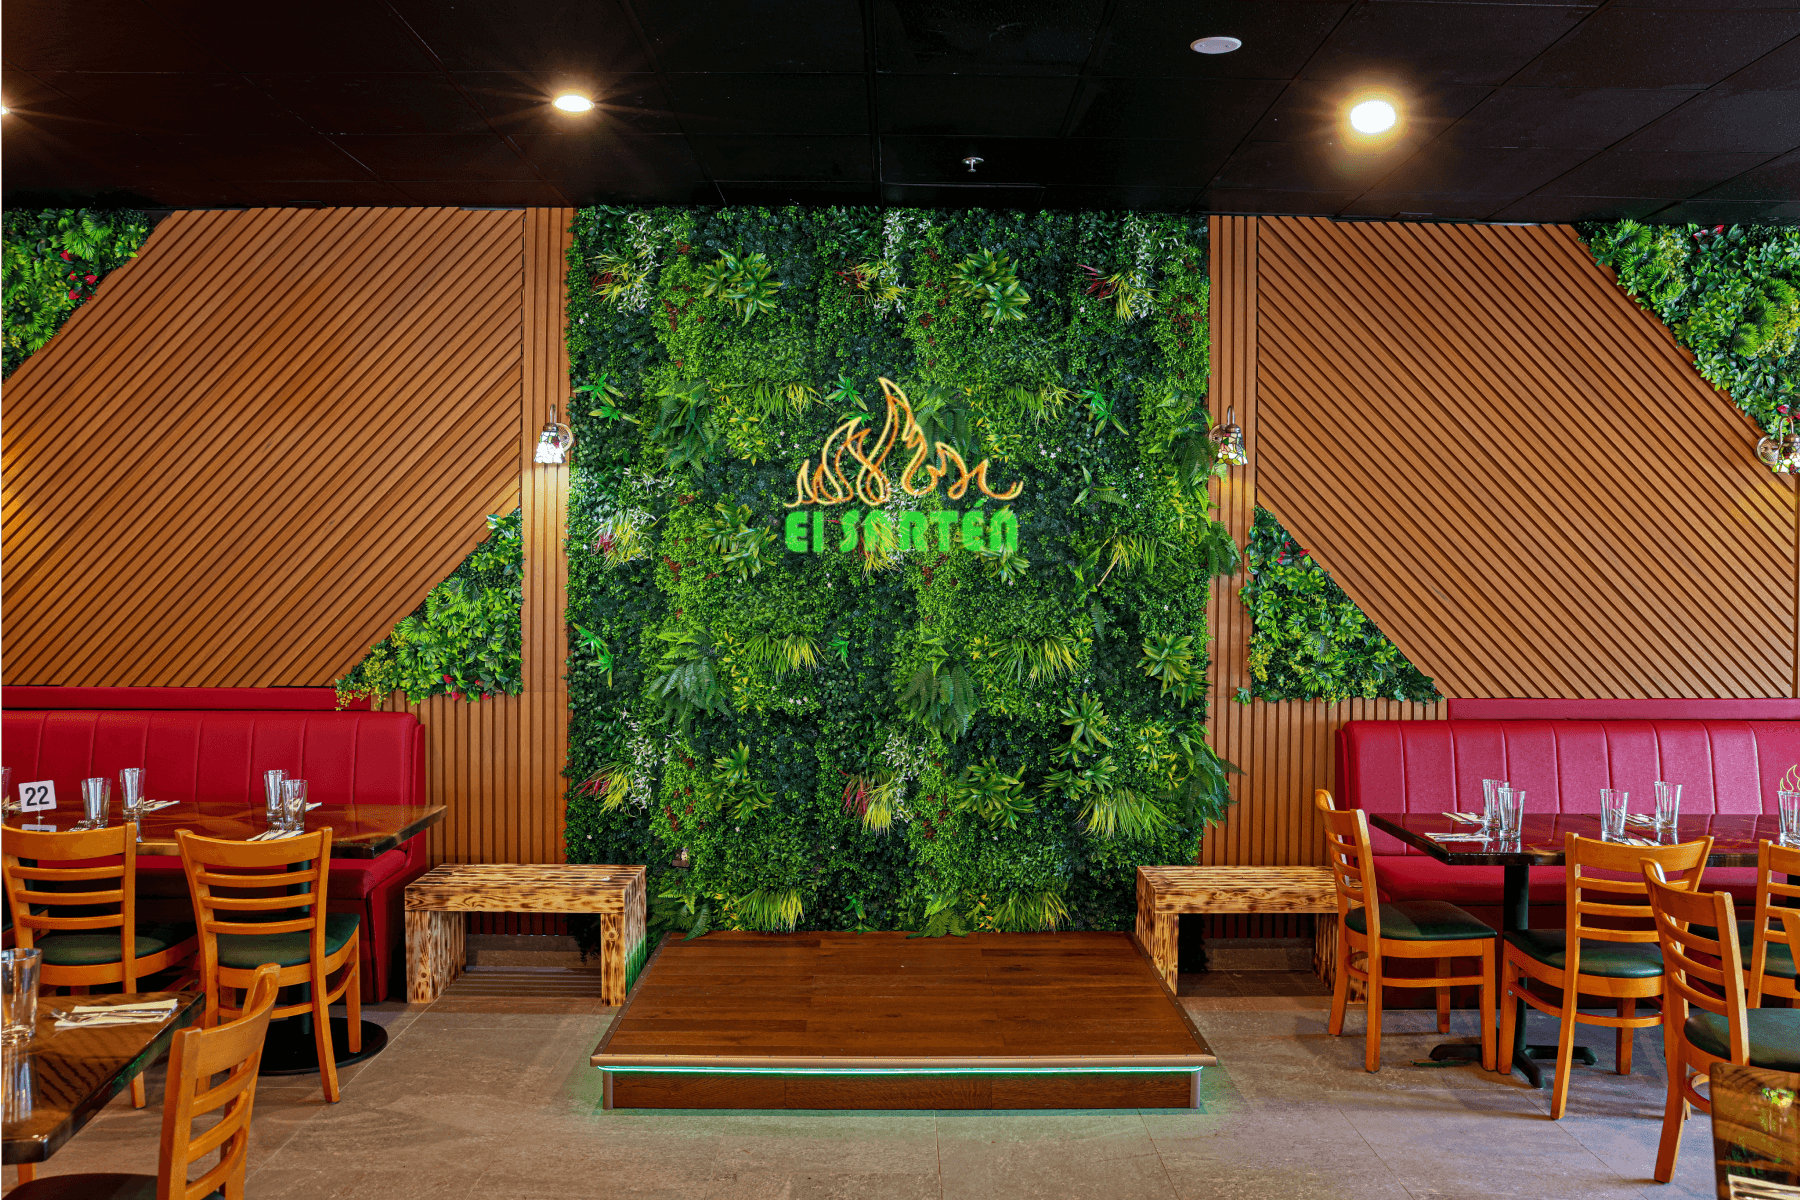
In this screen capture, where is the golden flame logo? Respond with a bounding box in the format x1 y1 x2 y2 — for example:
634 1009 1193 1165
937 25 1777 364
784 377 1023 509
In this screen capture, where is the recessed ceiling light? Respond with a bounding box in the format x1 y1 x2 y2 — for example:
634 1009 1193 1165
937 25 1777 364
0 105 9 116
553 94 594 113
1349 99 1397 134
1190 36 1242 54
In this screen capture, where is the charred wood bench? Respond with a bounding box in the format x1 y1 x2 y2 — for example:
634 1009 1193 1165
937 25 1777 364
1134 866 1339 988
405 864 647 1005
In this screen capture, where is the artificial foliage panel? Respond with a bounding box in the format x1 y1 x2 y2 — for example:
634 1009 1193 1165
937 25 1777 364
1582 221 1800 439
335 510 525 708
2 209 151 379
1241 508 1439 705
562 206 1237 937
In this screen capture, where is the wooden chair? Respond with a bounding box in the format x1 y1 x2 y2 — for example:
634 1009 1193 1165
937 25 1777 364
1500 832 1713 1119
178 828 361 1103
1738 839 1800 1007
1643 862 1800 1182
1317 790 1498 1072
1 824 197 1108
9 963 281 1200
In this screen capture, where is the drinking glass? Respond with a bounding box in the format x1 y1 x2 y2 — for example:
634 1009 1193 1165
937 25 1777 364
1781 791 1800 847
119 766 145 829
1654 781 1682 833
79 776 110 830
281 779 308 833
263 769 288 826
1481 778 1510 833
1599 788 1629 841
3 1044 31 1122
1495 786 1525 842
2 948 41 1046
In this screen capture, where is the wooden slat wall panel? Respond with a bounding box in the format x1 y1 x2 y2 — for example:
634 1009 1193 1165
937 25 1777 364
1203 217 1447 872
381 208 574 884
1 207 526 687
1254 217 1795 700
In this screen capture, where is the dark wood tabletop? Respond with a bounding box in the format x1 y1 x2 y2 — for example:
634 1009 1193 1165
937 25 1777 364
1368 811 1783 869
2 991 204 1164
3 802 446 858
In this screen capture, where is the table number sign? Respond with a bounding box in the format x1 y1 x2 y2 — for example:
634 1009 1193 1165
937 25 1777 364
17 780 55 812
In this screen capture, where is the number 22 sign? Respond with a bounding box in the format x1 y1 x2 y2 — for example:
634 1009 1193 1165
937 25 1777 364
18 780 56 812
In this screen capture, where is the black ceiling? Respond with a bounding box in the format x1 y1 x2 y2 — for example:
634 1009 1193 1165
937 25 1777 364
4 0 1798 222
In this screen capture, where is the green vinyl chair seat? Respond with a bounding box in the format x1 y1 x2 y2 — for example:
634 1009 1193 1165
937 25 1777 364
36 923 195 967
1503 929 1664 978
1684 1008 1800 1072
1691 921 1799 980
1346 900 1496 941
215 912 359 970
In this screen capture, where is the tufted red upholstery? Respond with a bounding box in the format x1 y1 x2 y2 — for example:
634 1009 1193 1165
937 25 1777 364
2 696 430 1001
1337 717 1800 917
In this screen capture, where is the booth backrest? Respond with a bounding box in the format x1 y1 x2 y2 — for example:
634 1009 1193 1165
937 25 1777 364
2 709 425 809
1338 719 1800 856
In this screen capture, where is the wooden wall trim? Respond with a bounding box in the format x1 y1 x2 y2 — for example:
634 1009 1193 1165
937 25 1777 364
1 207 526 688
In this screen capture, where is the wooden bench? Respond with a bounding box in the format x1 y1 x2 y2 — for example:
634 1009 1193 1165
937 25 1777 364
405 864 647 1005
1134 866 1338 989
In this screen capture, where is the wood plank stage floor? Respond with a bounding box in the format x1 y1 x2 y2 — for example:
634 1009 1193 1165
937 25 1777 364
590 931 1216 1110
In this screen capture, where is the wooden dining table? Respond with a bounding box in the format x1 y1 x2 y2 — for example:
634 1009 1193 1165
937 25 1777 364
1366 811 1788 1088
3 799 447 858
3 800 446 1077
2 991 204 1173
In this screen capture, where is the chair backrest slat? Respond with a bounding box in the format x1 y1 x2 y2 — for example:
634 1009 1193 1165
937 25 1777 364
160 963 280 1200
1315 790 1380 939
1565 833 1713 945
1752 840 1800 1002
1 824 142 985
1645 863 1748 1064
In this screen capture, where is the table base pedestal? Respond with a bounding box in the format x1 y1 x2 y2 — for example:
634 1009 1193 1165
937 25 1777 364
258 1017 388 1077
1426 1040 1596 1088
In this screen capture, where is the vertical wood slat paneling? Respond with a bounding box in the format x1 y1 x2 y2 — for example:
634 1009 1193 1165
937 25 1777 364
1204 216 1450 872
0 208 527 687
382 209 574 885
1253 217 1795 701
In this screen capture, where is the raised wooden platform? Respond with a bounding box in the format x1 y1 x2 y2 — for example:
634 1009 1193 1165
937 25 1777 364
590 931 1216 1110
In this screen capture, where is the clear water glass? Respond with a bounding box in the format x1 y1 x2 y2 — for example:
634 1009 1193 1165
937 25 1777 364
1481 778 1510 833
1600 788 1629 841
281 779 308 833
1654 780 1682 833
1495 786 1525 841
79 777 111 830
1781 790 1800 847
118 766 145 830
3 1044 31 1122
2 948 40 1046
263 769 288 826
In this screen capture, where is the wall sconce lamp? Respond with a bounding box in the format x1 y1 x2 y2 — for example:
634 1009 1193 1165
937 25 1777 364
534 405 575 464
1758 409 1799 475
1209 405 1248 467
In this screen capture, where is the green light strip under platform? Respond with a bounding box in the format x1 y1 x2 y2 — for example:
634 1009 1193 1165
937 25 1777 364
596 1065 1204 1076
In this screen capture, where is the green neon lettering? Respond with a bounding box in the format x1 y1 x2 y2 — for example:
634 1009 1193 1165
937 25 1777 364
929 510 957 551
989 509 1018 553
899 511 929 552
784 511 809 552
864 510 894 552
960 510 986 552
812 510 826 554
839 509 862 552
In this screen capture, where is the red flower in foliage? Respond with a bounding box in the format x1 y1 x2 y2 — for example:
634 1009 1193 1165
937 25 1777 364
59 251 72 261
450 691 463 702
83 274 96 284
67 290 79 300
443 675 453 684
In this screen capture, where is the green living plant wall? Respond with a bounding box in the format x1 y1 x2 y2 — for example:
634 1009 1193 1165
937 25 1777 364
562 206 1239 941
1583 221 1800 440
3 209 153 379
1241 508 1438 704
335 510 525 707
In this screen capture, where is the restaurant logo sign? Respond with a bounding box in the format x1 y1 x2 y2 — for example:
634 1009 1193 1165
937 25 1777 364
781 377 1021 555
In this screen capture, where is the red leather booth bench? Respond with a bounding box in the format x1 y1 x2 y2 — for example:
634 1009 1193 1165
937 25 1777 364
1338 697 1800 932
2 686 431 1002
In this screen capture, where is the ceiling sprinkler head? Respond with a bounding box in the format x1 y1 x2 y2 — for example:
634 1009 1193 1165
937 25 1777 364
962 156 984 173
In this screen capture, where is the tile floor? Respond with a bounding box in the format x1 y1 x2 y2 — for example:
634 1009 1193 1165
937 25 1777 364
3 968 1725 1199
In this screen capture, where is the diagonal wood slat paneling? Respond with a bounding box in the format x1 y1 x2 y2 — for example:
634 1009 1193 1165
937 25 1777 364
1 207 527 688
1251 217 1794 700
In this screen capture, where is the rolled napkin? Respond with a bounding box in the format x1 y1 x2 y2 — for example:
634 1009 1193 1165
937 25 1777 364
56 998 179 1028
138 800 180 813
1427 832 1490 842
247 828 307 842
